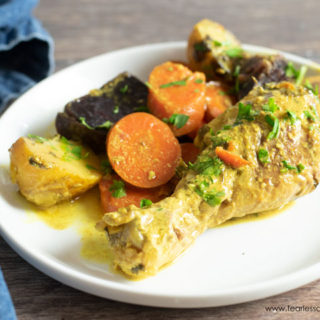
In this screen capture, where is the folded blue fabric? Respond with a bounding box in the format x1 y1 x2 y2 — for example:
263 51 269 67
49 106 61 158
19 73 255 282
0 0 54 114
0 268 16 320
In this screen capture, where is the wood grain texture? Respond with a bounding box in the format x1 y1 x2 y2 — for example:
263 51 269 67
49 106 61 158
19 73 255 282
2 0 320 319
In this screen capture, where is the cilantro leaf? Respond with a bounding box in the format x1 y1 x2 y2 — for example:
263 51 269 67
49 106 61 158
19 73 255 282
27 134 48 143
159 80 187 88
109 180 126 198
163 114 189 129
235 103 258 125
140 199 152 208
258 149 270 164
265 114 280 140
262 98 279 113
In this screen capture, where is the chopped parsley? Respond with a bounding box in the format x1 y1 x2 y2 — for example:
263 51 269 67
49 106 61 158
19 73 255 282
79 117 94 130
27 134 48 143
225 47 243 58
163 113 189 129
145 81 152 89
134 106 150 112
101 159 112 174
194 78 203 84
70 145 82 160
304 110 315 122
235 103 258 125
159 80 187 88
286 110 297 125
211 134 229 148
304 80 319 96
119 84 128 93
219 90 227 96
285 62 308 86
265 114 280 140
86 164 99 171
113 106 119 114
109 180 126 198
258 149 270 164
212 40 222 47
281 160 305 174
189 155 223 176
140 199 152 208
233 65 241 93
296 65 308 86
262 98 279 113
194 181 225 206
96 120 114 129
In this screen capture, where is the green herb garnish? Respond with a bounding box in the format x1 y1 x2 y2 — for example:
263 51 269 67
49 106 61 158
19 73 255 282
109 180 126 198
189 155 223 176
79 117 94 130
297 163 305 173
265 114 280 140
262 98 279 113
194 79 203 84
225 47 243 58
134 106 150 112
86 164 99 171
96 120 114 129
286 110 297 125
113 106 119 114
296 65 308 86
71 146 82 160
101 159 112 174
194 181 225 206
140 199 152 208
27 134 48 143
119 84 128 93
258 149 270 164
163 114 189 129
145 81 152 89
304 80 319 96
304 110 315 122
281 160 305 173
160 80 187 88
235 103 258 125
212 40 222 47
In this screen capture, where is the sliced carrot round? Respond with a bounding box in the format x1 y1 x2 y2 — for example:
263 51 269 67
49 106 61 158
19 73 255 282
205 82 233 122
181 143 200 164
147 61 206 136
99 175 173 213
107 112 181 188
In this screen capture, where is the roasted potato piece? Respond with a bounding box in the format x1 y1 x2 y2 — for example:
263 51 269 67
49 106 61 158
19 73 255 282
187 19 241 78
9 136 102 207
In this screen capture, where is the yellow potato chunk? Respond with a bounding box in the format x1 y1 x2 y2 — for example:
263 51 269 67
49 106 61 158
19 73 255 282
9 136 102 207
187 19 241 76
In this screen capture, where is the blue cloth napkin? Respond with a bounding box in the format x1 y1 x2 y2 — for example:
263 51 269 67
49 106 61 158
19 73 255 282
0 0 54 114
0 269 16 320
0 0 53 318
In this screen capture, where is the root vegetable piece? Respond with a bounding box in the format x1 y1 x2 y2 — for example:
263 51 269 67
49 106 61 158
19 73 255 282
205 82 233 121
107 112 181 188
187 19 241 78
55 72 148 153
9 136 102 207
181 143 200 164
99 175 173 213
147 61 206 136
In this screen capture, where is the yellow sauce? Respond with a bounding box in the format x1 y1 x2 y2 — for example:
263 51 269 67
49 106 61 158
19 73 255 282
25 187 113 264
218 201 295 228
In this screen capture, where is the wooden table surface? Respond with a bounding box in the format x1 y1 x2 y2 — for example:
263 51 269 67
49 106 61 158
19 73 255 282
2 0 320 319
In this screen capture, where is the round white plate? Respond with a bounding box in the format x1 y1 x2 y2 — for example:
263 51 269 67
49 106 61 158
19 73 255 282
1 42 320 308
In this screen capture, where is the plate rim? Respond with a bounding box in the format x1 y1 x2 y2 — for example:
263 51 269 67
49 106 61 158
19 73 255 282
1 41 320 308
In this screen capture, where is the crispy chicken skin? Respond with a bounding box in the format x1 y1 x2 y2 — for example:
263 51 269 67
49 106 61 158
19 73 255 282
99 82 320 279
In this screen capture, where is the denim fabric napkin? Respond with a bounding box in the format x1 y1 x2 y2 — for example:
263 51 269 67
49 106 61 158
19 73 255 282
0 0 54 114
0 269 16 320
1 0 54 318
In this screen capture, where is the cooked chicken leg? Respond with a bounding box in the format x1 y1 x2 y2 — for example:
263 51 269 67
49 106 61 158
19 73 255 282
100 82 320 279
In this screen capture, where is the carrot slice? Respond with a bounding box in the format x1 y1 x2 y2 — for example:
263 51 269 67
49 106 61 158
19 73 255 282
215 146 250 168
147 61 206 136
181 143 200 164
107 112 181 188
205 82 233 122
99 175 173 213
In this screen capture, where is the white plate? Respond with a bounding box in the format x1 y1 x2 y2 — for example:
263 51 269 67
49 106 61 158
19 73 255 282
1 42 320 308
